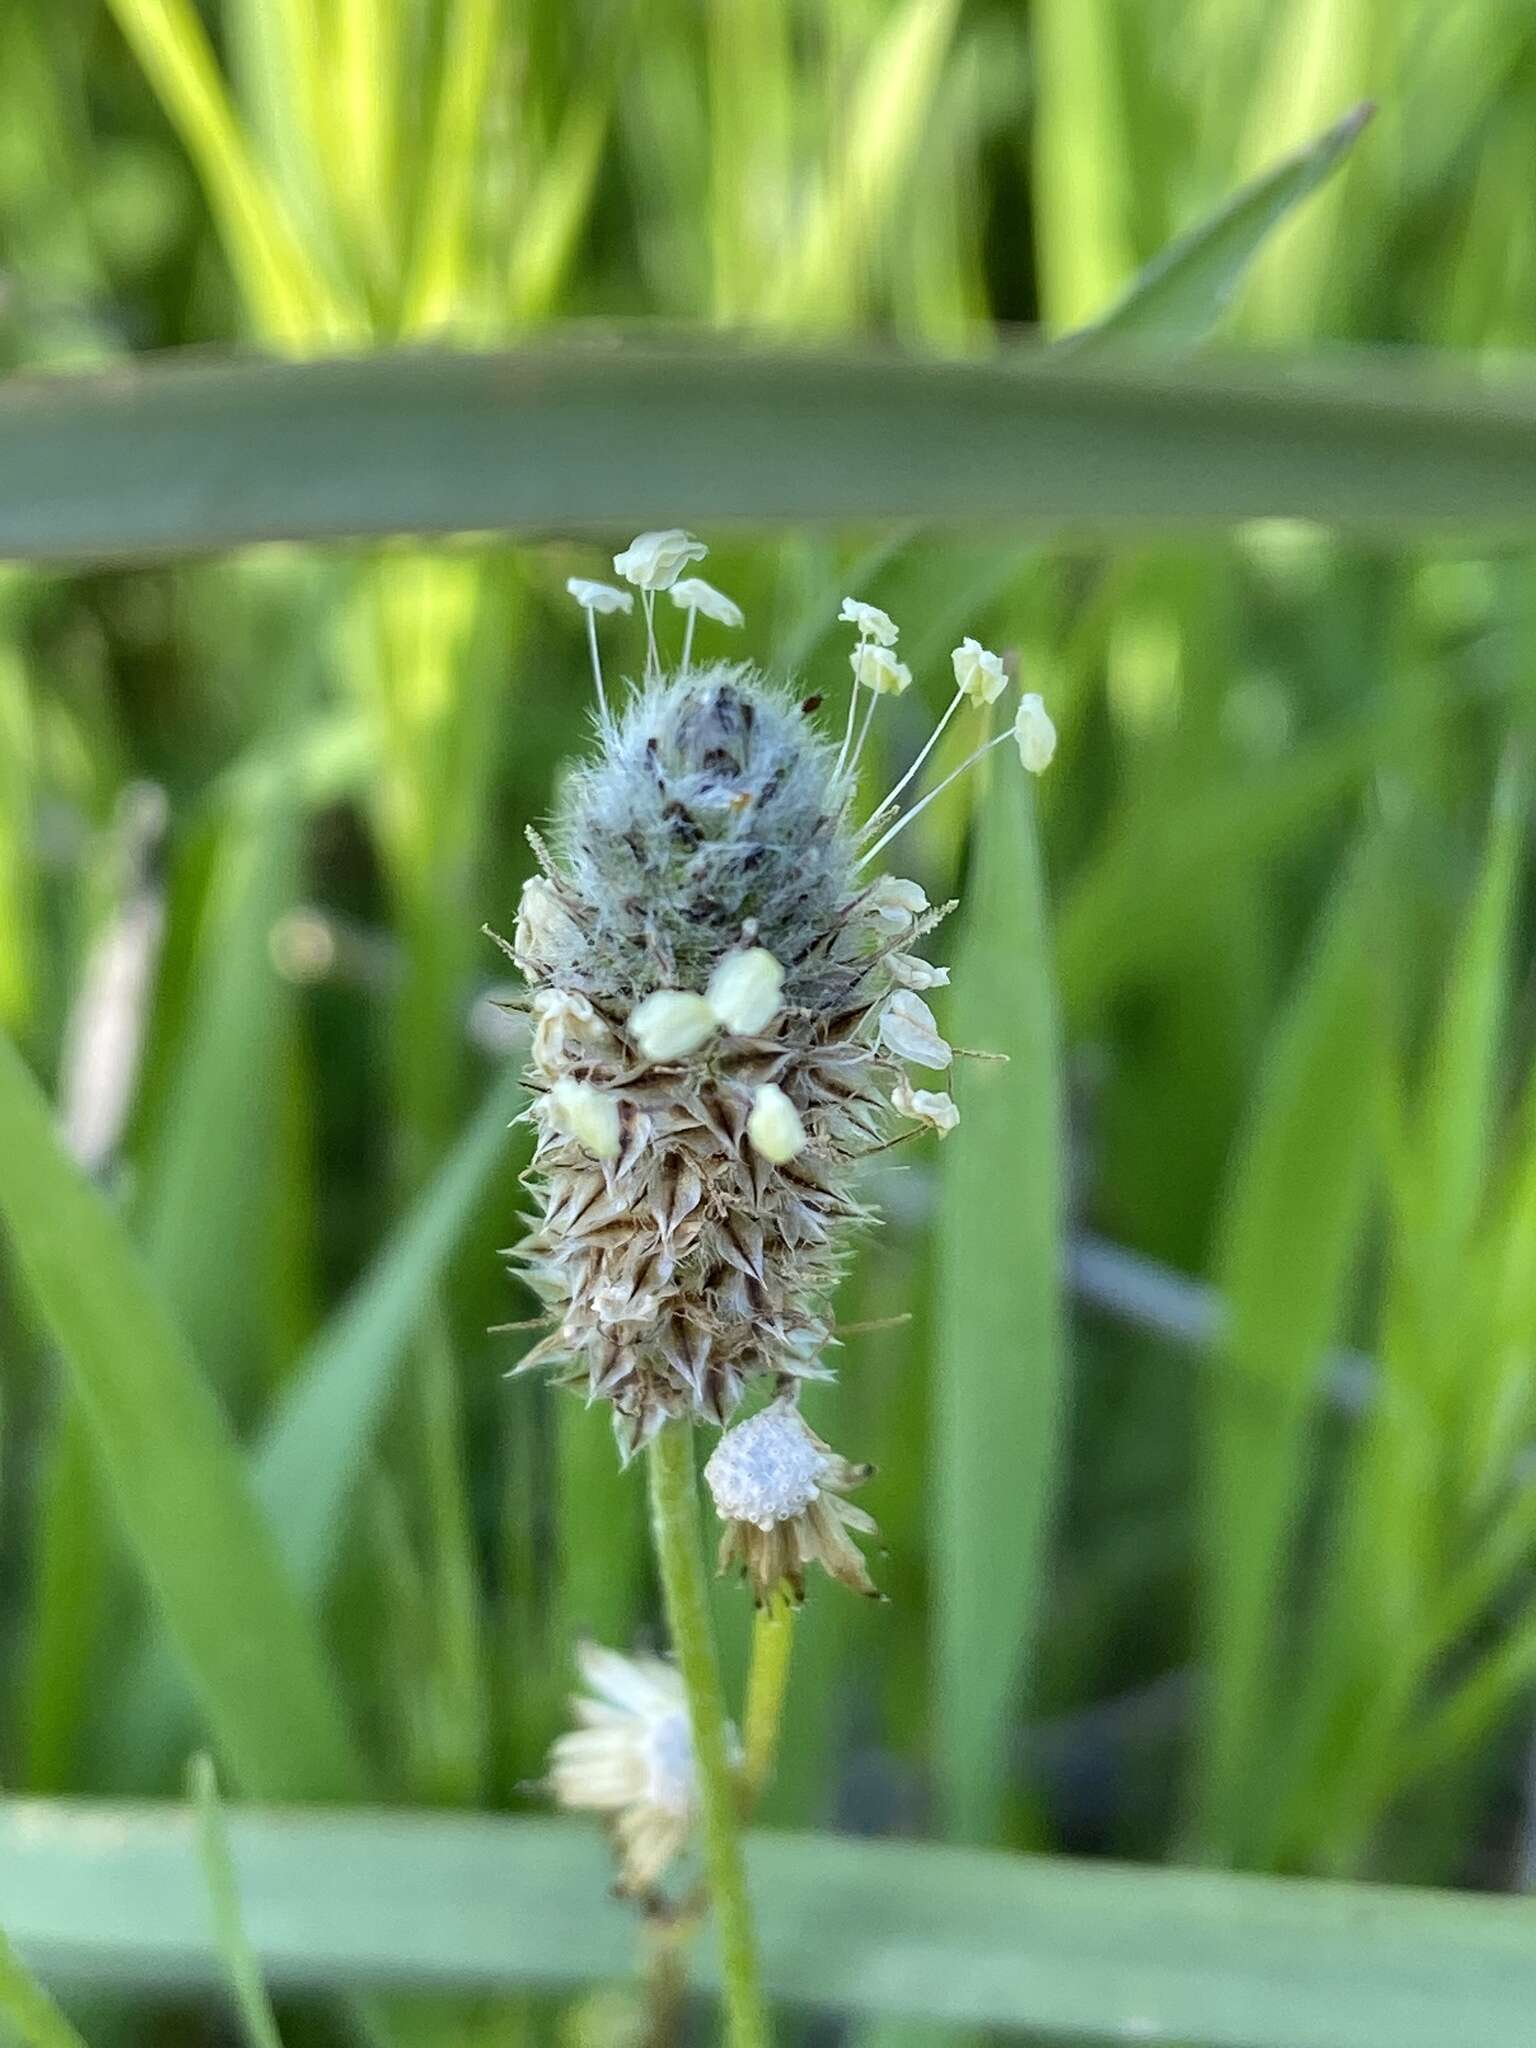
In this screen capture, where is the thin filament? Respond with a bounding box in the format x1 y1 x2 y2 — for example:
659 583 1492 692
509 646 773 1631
867 687 963 825
586 609 609 724
643 590 660 678
847 685 881 778
834 650 864 779
682 605 697 671
855 731 1010 869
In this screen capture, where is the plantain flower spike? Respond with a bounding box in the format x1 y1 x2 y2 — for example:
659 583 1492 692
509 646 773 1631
504 532 1045 1460
705 1397 880 1603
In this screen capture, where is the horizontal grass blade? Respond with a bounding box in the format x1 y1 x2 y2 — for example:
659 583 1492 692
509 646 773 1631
8 343 1536 559
4 1800 1536 2046
0 1032 364 1802
1075 102 1374 346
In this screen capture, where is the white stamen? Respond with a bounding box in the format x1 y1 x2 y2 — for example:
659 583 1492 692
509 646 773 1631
707 948 784 1035
855 731 1010 869
747 1082 807 1163
879 989 952 1069
629 989 719 1062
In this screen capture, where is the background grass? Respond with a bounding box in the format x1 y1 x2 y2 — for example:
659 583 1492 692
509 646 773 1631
5 1 1536 2043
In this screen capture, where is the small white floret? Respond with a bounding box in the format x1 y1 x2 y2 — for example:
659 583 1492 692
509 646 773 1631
613 529 709 592
839 597 899 647
850 642 912 696
706 947 784 1035
747 1083 807 1164
667 577 744 628
887 952 950 992
1014 692 1057 774
546 1077 621 1161
879 989 952 1069
565 577 634 615
628 989 719 1062
891 1076 960 1136
951 637 1008 705
866 875 929 930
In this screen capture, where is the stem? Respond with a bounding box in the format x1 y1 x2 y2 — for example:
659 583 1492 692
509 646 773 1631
643 589 660 676
741 1591 797 1807
647 1424 770 2048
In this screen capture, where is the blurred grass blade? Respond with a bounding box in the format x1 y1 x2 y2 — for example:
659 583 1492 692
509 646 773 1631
1195 841 1387 1860
111 1064 523 1778
13 344 1536 560
188 1756 284 2048
0 1923 89 2048
1074 101 1374 346
138 781 301 1392
255 1061 521 1593
0 1031 364 1802
102 0 344 343
6 1801 1536 2045
934 763 1066 1842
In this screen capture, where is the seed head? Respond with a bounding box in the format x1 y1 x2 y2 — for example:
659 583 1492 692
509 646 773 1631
504 544 1040 1465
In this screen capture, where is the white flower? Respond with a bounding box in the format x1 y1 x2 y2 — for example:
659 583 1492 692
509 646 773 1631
838 597 899 647
547 1643 698 1895
866 876 929 930
667 577 744 628
706 947 784 1035
887 952 950 992
1014 693 1057 774
705 1399 880 1602
747 1083 806 1164
879 988 952 1069
891 1075 960 1136
545 1077 621 1161
951 637 1008 705
514 875 581 971
613 529 708 592
628 990 719 1062
850 642 912 696
530 988 610 1076
566 577 634 616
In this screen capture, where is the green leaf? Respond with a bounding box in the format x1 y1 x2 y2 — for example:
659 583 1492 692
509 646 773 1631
0 1922 90 2048
933 764 1066 1843
1073 103 1374 347
1194 841 1388 1860
188 1756 285 2048
5 1801 1536 2046
11 342 1536 560
109 1062 524 1779
0 1031 364 1802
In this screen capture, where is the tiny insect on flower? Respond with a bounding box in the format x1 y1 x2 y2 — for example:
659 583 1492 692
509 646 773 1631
545 1076 622 1161
705 1398 880 1603
628 989 719 1063
951 636 1008 705
1014 692 1057 774
891 1075 960 1136
566 577 635 615
838 597 899 647
706 947 784 1035
668 577 745 628
613 529 709 592
747 1082 806 1163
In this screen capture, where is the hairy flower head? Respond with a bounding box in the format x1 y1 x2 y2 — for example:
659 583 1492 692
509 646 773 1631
705 1398 880 1602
